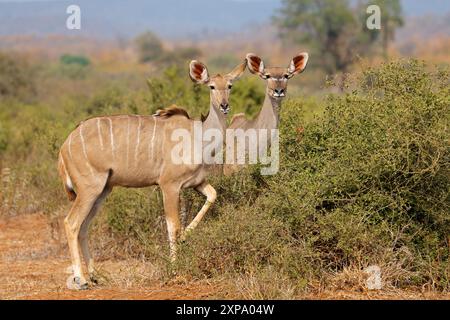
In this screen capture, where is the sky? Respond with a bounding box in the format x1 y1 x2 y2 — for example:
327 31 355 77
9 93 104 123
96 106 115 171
0 0 449 38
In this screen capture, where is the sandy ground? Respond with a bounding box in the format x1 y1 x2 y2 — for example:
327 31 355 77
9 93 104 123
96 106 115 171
0 213 218 300
0 213 449 300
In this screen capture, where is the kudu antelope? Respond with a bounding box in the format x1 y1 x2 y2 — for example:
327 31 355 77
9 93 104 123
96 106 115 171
223 52 309 175
58 60 246 289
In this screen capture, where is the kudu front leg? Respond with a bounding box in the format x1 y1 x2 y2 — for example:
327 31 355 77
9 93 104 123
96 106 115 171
181 182 217 240
161 184 182 262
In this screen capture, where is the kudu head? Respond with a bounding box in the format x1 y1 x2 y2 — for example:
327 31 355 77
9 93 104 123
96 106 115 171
189 60 246 115
245 52 309 100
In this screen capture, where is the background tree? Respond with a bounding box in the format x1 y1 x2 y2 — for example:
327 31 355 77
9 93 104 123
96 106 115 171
274 0 403 74
157 46 203 66
367 0 404 60
134 31 164 63
0 52 35 99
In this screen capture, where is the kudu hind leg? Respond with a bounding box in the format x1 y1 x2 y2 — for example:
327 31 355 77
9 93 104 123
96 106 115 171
183 182 216 237
79 186 112 279
64 182 107 289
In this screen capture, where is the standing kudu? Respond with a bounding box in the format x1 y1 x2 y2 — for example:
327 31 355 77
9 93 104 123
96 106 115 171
223 52 309 175
58 60 246 290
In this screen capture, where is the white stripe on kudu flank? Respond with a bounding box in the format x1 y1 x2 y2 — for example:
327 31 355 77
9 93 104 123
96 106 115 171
135 116 142 161
97 118 104 150
158 127 166 177
126 116 130 168
60 156 73 189
149 117 157 158
79 123 94 175
108 117 115 159
68 132 73 159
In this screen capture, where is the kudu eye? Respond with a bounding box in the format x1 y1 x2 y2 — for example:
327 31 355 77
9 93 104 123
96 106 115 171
227 84 232 89
264 74 271 79
209 85 215 90
283 74 289 79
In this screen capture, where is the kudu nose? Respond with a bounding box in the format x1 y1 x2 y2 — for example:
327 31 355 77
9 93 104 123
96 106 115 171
220 102 230 114
274 88 285 96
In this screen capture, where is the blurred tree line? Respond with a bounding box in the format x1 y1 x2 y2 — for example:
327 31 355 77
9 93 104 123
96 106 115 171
0 52 35 99
135 30 202 66
274 0 403 75
134 1 404 81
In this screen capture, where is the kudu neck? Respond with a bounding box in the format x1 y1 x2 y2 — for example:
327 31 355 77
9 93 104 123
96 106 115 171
202 103 227 135
254 89 282 130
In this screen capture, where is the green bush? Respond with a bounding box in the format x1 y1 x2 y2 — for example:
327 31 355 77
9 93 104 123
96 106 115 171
207 54 240 70
157 47 203 67
0 120 9 153
172 60 449 291
135 31 164 63
60 54 91 67
0 52 35 99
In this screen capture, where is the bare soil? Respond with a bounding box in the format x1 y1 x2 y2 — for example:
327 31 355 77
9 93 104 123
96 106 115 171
0 213 217 300
0 213 448 300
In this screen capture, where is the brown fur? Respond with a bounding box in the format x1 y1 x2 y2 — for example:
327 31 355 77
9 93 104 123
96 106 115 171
57 153 76 201
223 53 309 176
201 111 209 122
155 105 190 119
230 113 247 127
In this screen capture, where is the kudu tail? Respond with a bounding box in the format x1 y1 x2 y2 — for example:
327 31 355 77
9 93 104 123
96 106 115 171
58 151 76 201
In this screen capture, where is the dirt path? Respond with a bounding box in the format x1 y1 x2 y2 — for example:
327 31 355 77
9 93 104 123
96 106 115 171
0 213 217 300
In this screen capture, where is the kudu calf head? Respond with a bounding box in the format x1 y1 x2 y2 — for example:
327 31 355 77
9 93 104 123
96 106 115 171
189 60 246 115
245 52 309 99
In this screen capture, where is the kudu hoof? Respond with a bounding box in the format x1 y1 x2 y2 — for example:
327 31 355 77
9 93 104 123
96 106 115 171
179 228 193 243
66 276 89 290
89 274 99 285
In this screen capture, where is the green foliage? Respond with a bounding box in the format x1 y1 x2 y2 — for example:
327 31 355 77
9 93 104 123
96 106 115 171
0 52 35 99
274 0 404 72
60 54 91 67
135 31 165 63
176 202 293 276
229 77 265 117
0 120 9 153
96 187 167 258
135 31 203 67
157 47 203 67
55 54 92 80
0 100 68 216
145 66 207 115
207 54 240 70
368 0 404 59
174 60 450 290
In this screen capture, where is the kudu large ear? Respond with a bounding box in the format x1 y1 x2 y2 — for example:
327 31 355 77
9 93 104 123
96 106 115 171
227 61 246 81
287 52 309 78
189 60 210 84
245 53 265 78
